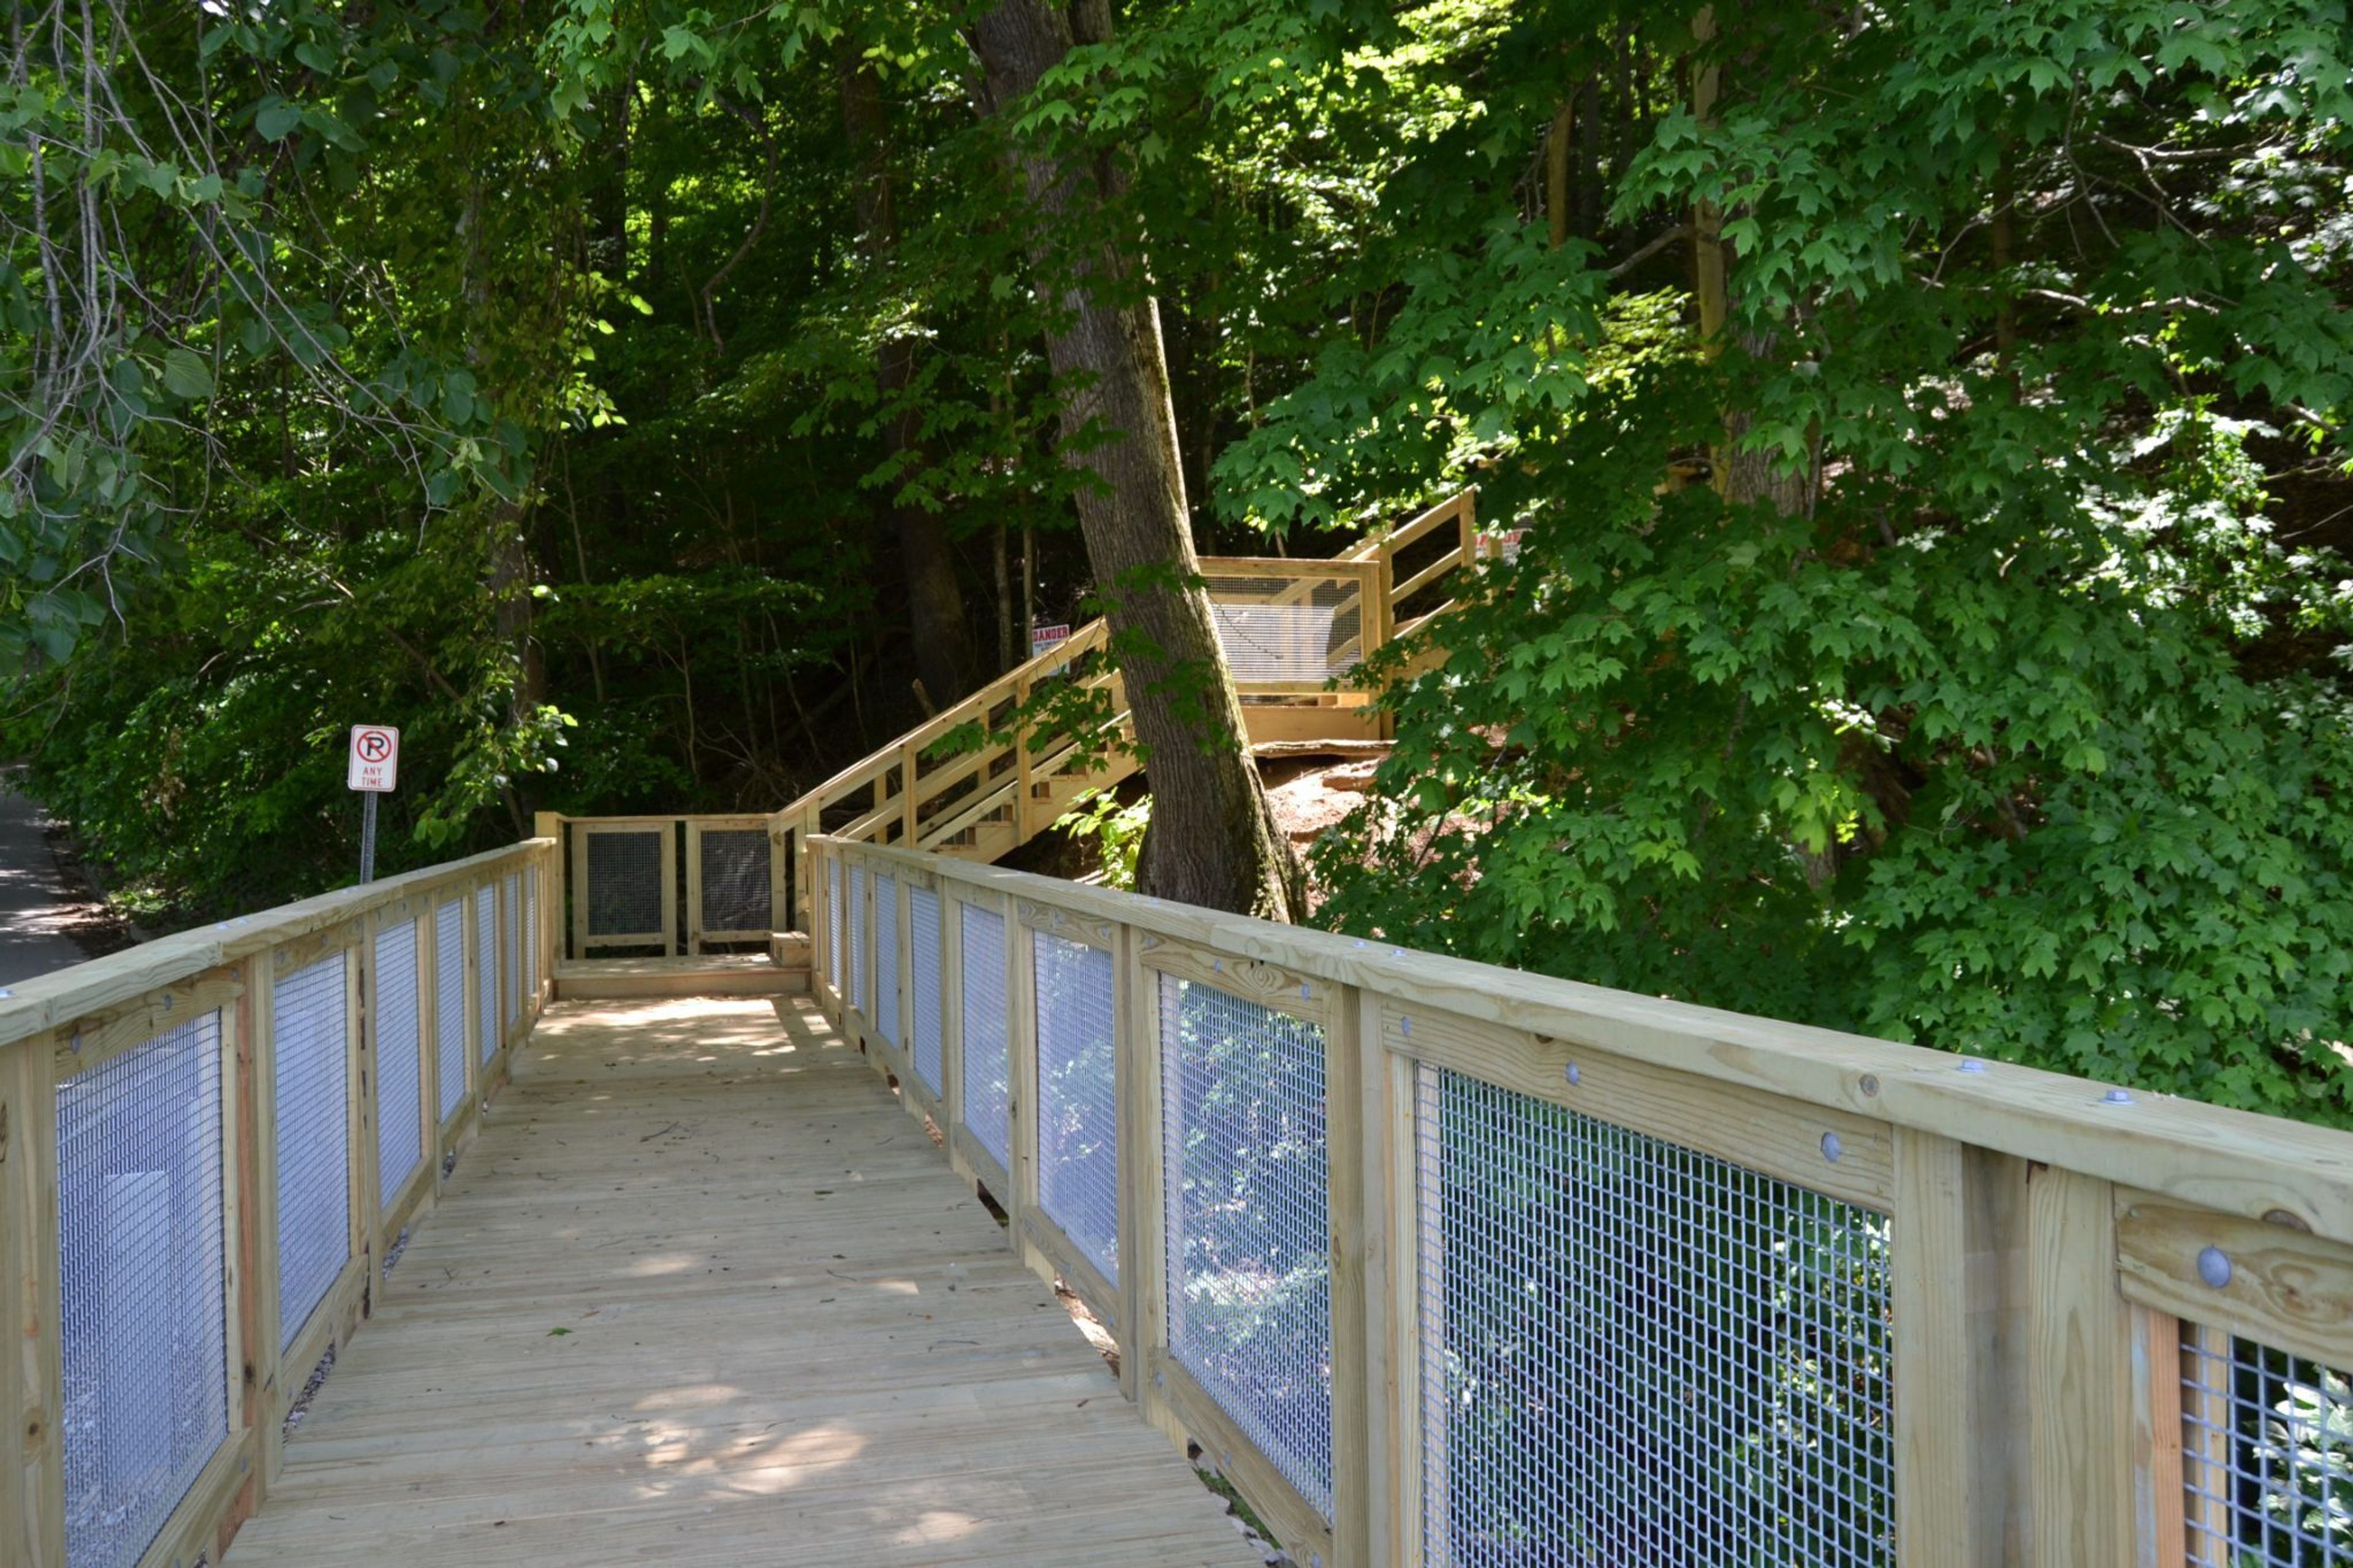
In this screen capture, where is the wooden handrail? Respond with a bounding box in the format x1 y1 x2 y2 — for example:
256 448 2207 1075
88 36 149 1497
2 834 561 1567
771 495 1480 923
808 828 2353 1568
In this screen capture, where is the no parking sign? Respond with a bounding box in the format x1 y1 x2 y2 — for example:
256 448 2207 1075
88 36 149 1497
347 725 400 792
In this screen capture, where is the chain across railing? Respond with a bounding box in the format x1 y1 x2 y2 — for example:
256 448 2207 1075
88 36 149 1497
2 838 556 1568
809 831 2353 1568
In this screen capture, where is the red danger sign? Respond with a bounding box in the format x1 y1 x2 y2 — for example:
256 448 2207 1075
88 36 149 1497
347 725 400 792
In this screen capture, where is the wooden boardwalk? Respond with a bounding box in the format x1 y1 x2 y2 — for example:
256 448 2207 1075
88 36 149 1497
224 996 1262 1567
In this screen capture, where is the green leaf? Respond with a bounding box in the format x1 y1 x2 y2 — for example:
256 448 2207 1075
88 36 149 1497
161 348 214 400
254 98 304 141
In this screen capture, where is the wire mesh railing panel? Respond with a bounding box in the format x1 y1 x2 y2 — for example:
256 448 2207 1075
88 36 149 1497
374 918 424 1207
875 873 901 1047
910 887 944 1095
474 885 497 1064
274 952 350 1350
2181 1328 2353 1566
699 828 772 934
1161 975 1333 1518
525 863 539 1006
1417 1066 1894 1568
849 865 867 1016
584 828 665 937
56 1014 227 1568
434 898 466 1120
1034 933 1120 1283
826 858 844 993
960 903 1011 1169
1203 572 1367 684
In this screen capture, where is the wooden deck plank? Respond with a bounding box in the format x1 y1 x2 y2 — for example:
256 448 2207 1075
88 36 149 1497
224 996 1260 1568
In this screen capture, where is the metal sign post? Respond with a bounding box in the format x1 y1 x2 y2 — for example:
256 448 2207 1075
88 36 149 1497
347 724 401 884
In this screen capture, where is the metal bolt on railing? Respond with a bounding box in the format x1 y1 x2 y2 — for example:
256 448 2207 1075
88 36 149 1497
1564 1062 1580 1086
1399 1016 1412 1039
2101 1088 2134 1105
2197 1246 2233 1289
1957 1058 1988 1074
1821 1132 1844 1164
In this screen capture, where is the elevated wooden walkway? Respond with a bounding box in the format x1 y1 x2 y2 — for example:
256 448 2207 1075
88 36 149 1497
222 996 1260 1567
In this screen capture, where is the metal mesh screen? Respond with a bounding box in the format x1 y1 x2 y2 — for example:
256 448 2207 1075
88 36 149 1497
275 952 350 1350
960 903 1011 1169
826 858 843 993
1034 933 1119 1283
1161 975 1333 1518
502 872 520 1027
585 827 664 937
374 918 424 1207
700 828 771 934
875 873 901 1047
1204 572 1366 684
57 1014 227 1568
849 865 867 1016
2182 1327 2353 1566
524 863 539 1008
434 897 466 1120
474 885 497 1064
1417 1065 1894 1567
910 886 943 1094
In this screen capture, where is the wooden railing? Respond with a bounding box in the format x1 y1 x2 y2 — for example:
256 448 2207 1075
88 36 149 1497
809 830 2353 1568
770 490 1485 928
1 838 556 1568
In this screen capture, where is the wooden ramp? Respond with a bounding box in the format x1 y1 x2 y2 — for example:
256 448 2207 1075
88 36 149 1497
223 997 1260 1568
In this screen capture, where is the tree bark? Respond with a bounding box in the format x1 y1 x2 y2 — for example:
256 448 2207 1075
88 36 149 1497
1691 9 1818 518
968 0 1300 920
841 49 983 705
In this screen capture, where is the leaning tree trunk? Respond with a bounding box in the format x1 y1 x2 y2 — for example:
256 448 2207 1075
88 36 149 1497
841 50 982 708
969 0 1300 920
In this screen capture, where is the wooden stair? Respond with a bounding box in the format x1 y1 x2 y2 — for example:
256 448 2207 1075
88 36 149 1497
768 491 1483 924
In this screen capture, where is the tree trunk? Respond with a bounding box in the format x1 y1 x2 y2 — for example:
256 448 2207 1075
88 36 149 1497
1691 9 1818 518
841 50 982 705
968 0 1300 920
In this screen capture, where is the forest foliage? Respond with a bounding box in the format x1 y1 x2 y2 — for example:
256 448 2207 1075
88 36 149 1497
2 0 2349 1118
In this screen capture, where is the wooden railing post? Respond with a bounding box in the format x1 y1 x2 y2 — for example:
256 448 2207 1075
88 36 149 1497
1006 887 1042 1276
900 739 921 846
1892 1129 2006 1568
533 812 562 969
767 819 791 939
1014 675 1034 839
2026 1164 2135 1567
2 1033 66 1566
1117 922 1161 1415
248 949 289 1491
1326 983 1373 1568
351 911 382 1319
1331 985 1423 1568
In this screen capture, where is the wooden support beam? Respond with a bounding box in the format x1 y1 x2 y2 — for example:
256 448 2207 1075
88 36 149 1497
2025 1165 2134 1568
2 1030 65 1567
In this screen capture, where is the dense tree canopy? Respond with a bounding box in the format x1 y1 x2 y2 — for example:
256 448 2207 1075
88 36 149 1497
2 0 2347 1118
